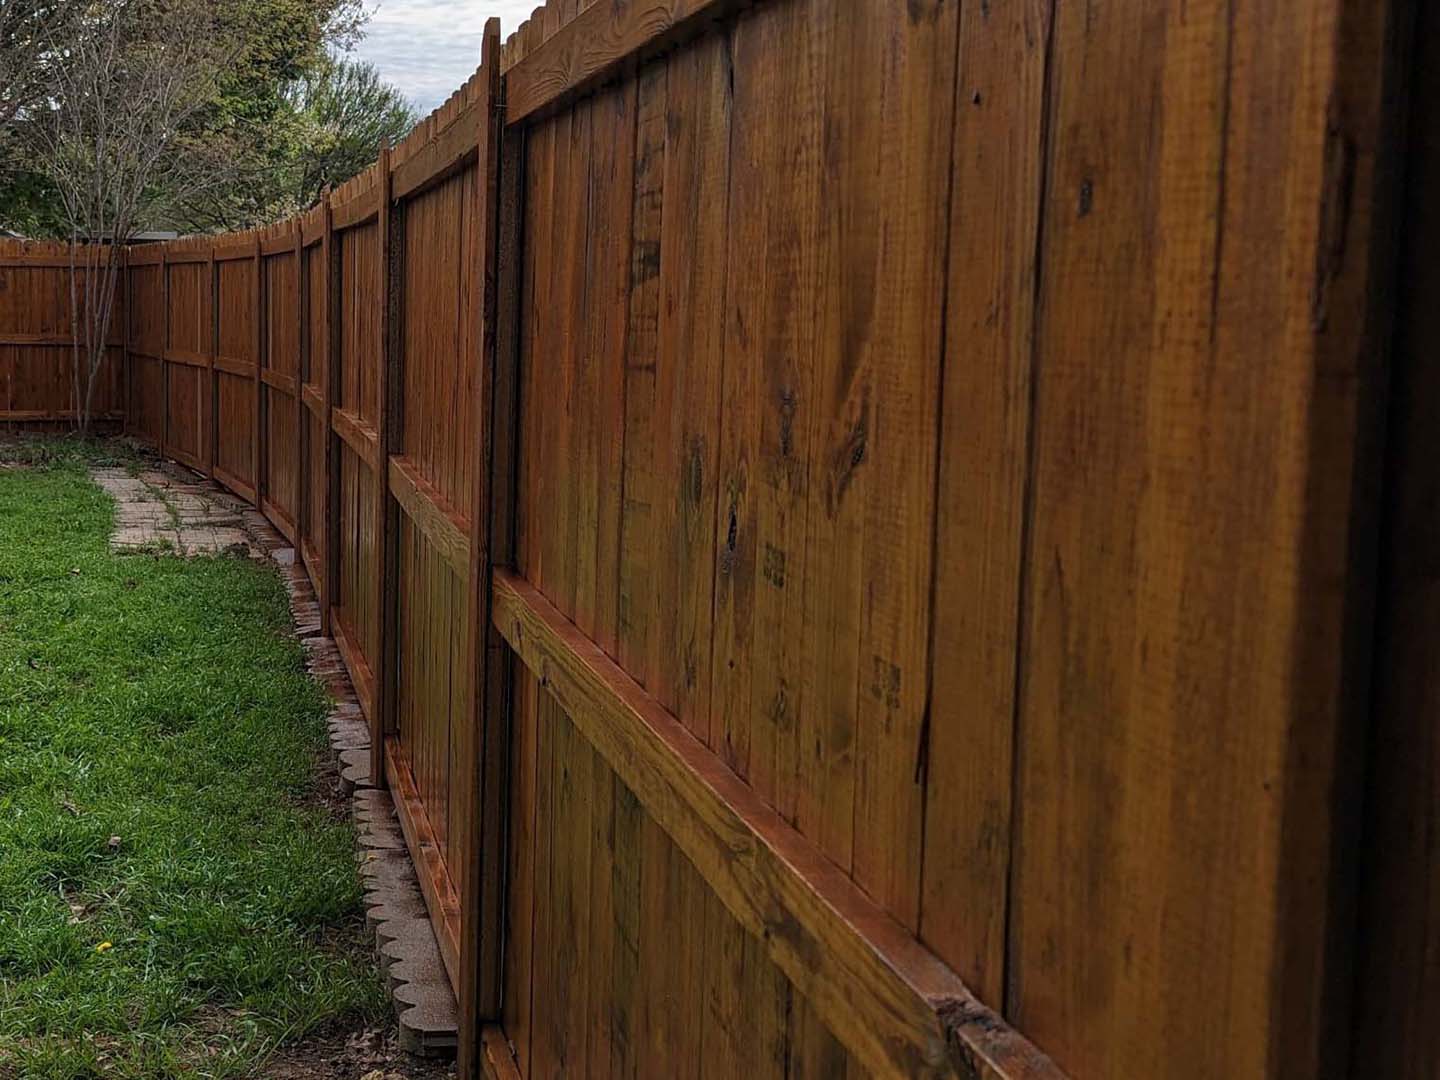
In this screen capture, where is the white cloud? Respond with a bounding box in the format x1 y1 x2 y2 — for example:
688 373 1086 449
349 0 539 114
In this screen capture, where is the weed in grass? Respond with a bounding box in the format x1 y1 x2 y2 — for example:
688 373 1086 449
0 441 385 1079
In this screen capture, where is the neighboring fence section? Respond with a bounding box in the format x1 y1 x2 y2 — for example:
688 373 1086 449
0 239 123 430
96 0 1430 1078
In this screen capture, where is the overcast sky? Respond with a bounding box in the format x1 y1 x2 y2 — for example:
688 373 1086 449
349 1 538 114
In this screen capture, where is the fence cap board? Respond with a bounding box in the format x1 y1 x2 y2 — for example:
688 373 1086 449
505 0 756 125
391 93 487 202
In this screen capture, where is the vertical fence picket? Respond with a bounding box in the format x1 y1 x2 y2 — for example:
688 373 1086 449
206 243 218 478
251 234 263 496
323 191 339 637
122 251 132 438
295 221 308 565
159 248 169 456
372 140 397 786
457 22 506 1076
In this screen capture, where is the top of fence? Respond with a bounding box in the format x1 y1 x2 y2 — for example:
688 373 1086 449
116 17 501 261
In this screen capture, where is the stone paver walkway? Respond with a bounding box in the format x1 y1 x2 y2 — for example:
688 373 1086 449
91 464 258 556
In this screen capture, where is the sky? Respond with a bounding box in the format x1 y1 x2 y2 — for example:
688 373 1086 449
349 0 538 114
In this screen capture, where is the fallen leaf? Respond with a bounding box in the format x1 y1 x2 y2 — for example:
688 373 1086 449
95 941 112 953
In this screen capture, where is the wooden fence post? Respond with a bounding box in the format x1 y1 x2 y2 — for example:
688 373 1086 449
372 140 399 787
252 233 264 498
323 191 339 637
457 21 507 1075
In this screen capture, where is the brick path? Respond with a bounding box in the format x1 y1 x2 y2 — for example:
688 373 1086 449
91 464 258 556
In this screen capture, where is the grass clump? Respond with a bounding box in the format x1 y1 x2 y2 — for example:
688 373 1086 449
0 441 384 1078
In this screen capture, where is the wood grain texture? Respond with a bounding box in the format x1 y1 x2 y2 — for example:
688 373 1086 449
493 568 1063 1080
505 0 758 120
1007 0 1402 1075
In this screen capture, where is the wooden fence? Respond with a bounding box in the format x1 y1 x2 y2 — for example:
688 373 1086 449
0 239 124 430
61 0 1437 1077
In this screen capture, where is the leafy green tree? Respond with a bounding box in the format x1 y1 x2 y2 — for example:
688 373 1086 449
283 58 418 207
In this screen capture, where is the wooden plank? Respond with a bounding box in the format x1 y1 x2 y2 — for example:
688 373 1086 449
251 235 264 495
334 607 377 720
262 496 298 545
917 0 1050 1007
214 355 255 378
162 349 209 369
616 59 666 686
0 333 81 346
332 405 381 469
386 737 463 984
0 409 124 423
260 368 297 394
1007 0 1400 1075
841 0 955 935
213 464 258 506
302 383 324 414
648 32 728 753
331 190 381 232
392 96 485 201
123 249 132 438
456 26 507 1080
507 0 759 124
479 1025 522 1080
323 190 340 636
491 569 1063 1080
390 455 472 580
161 248 170 457
206 244 217 478
295 223 309 566
373 135 399 792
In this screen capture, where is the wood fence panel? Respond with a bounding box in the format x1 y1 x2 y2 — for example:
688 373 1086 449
1006 0 1401 1077
94 0 1417 1073
503 2 963 1071
388 156 481 982
262 243 300 540
214 254 258 498
164 260 207 468
0 240 125 428
333 215 384 712
301 234 327 589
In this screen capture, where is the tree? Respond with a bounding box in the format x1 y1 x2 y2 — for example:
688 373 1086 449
20 0 232 433
283 58 417 208
168 0 376 230
0 1 69 127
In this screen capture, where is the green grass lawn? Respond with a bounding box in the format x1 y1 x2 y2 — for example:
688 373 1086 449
0 442 384 1078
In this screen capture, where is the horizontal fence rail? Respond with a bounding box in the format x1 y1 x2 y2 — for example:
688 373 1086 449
0 0 1421 1077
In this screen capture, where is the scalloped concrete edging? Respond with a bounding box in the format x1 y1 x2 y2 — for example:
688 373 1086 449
103 457 460 1058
